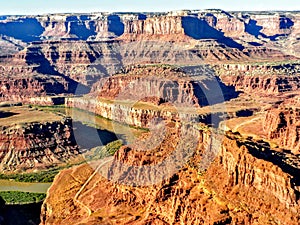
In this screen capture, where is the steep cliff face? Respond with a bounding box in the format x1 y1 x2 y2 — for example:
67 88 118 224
40 127 300 225
120 15 189 42
218 134 299 206
92 64 240 106
0 117 79 172
93 65 210 106
263 98 300 153
0 10 300 50
0 35 26 56
123 15 184 35
66 97 202 128
0 41 95 100
220 74 300 94
64 64 240 128
248 14 294 37
0 75 69 102
216 62 300 94
39 15 97 40
2 10 299 99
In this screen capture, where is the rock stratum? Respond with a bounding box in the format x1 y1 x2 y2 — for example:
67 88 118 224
0 10 300 101
0 8 300 225
40 126 300 225
0 107 79 172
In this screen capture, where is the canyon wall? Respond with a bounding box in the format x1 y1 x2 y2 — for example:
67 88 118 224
40 127 300 224
65 97 202 128
93 65 217 107
218 134 299 207
216 62 300 94
0 118 79 172
1 11 299 45
0 75 70 102
263 98 300 153
2 10 299 104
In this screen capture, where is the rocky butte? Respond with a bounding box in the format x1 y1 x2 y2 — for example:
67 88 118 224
0 9 299 225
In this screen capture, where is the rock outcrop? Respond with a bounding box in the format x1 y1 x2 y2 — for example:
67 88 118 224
0 9 300 225
218 133 300 207
2 10 300 103
0 117 79 172
263 97 300 153
216 62 300 94
0 35 26 56
93 65 229 106
0 75 70 102
40 127 300 225
0 10 299 47
66 97 201 128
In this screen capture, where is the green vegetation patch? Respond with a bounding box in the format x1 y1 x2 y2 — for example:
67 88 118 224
0 168 60 183
0 191 46 204
86 140 123 161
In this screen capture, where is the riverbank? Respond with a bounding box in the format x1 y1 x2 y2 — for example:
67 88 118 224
0 179 51 193
0 191 46 205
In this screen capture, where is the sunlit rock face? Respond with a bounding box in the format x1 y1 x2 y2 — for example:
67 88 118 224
40 128 300 225
0 10 299 45
0 118 79 172
0 9 300 225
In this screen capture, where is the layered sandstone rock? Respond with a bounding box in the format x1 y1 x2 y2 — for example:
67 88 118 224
66 97 201 128
218 133 299 206
263 97 300 153
0 9 300 225
248 13 294 37
0 117 79 172
65 64 239 129
0 10 300 53
2 10 299 99
40 127 300 225
0 35 26 56
216 62 300 94
0 75 70 102
93 65 206 106
92 64 239 106
220 74 300 94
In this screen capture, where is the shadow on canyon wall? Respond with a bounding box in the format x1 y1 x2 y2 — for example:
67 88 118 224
0 18 44 42
181 16 244 50
24 46 90 95
236 137 300 201
245 17 294 41
108 15 125 37
0 15 126 42
192 76 240 107
71 121 121 149
66 16 97 40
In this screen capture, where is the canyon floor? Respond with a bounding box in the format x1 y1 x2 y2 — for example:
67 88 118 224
0 8 300 225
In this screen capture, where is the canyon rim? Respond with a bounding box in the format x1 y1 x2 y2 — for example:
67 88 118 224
0 6 299 225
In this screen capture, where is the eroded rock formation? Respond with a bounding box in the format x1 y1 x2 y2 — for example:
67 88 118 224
215 62 300 94
1 10 299 47
0 75 69 102
40 126 300 225
263 97 300 153
0 9 300 225
0 117 79 172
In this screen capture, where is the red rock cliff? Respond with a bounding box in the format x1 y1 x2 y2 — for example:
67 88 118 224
0 117 79 172
263 98 300 153
40 128 300 225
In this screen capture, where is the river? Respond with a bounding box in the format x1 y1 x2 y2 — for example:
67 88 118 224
0 180 51 193
0 107 145 193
